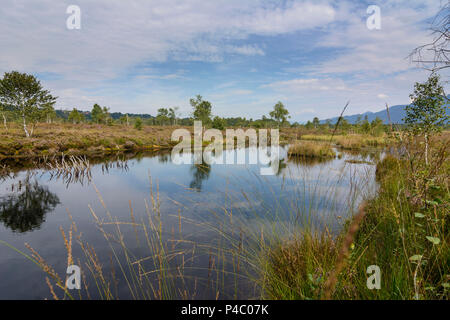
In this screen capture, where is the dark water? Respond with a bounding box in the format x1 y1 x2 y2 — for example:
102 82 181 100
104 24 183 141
0 146 378 299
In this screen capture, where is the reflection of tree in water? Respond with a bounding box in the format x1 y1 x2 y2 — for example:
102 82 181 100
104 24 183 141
0 180 60 233
189 163 211 192
158 153 170 163
269 158 287 176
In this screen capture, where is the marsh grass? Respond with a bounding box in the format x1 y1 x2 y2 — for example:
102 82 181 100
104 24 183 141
288 141 336 159
1 143 377 300
4 131 447 300
259 132 449 300
300 134 387 150
192 154 375 300
6 173 256 300
0 123 180 159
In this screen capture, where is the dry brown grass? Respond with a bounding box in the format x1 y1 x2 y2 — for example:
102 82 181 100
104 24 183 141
288 141 336 159
0 123 187 159
299 134 387 150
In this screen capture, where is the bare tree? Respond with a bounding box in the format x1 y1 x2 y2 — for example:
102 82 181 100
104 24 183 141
409 2 450 73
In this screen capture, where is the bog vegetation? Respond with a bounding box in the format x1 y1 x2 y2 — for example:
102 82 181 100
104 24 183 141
0 70 448 300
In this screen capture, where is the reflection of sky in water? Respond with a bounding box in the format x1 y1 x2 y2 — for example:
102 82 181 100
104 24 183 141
0 147 378 299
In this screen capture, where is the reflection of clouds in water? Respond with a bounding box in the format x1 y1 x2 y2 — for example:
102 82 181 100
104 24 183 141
0 147 380 299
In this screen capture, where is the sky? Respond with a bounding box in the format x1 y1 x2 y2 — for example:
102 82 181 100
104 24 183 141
0 0 448 122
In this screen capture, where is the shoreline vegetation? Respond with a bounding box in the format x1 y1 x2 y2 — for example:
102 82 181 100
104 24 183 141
0 71 448 300
0 122 389 163
0 123 179 160
3 129 448 300
288 141 336 159
265 133 449 299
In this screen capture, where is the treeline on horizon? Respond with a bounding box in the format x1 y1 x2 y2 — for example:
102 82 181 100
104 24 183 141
0 71 448 138
1 97 397 136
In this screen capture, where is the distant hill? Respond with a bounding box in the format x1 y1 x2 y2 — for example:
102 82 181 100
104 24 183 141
322 95 450 124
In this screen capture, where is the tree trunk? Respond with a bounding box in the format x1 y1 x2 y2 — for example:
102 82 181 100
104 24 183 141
22 115 30 137
1 113 7 131
425 133 429 166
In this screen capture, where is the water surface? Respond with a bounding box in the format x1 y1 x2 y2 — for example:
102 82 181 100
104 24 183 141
0 146 378 299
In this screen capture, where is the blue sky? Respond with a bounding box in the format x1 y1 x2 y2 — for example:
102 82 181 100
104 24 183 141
1 0 448 121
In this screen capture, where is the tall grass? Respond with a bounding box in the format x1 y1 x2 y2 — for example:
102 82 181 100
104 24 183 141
288 141 336 159
11 146 372 300
258 133 449 300
3 131 447 300
300 134 387 150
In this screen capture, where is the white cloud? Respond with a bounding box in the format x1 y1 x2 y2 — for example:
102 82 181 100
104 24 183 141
0 0 336 80
263 78 350 92
294 108 315 115
311 1 441 75
0 0 448 119
225 45 265 56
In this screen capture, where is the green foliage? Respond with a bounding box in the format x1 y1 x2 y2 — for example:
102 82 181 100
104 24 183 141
37 104 57 124
361 115 371 134
312 117 320 128
90 104 110 124
269 101 290 126
404 74 448 135
191 95 212 125
119 114 129 125
370 117 384 136
0 71 57 136
212 116 226 130
263 151 449 300
339 118 351 134
68 108 85 124
134 117 143 130
91 104 103 124
156 108 170 125
168 107 179 125
404 74 448 165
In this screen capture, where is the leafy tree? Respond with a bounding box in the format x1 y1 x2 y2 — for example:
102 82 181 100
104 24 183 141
119 114 130 126
41 104 57 124
212 116 226 130
312 117 320 129
370 117 384 136
0 104 10 131
191 95 212 126
156 108 170 125
339 118 351 134
168 107 179 125
68 108 84 124
103 107 112 125
269 101 290 126
361 115 371 134
404 74 449 165
91 104 103 124
355 115 362 130
134 117 143 130
0 71 56 137
305 120 313 130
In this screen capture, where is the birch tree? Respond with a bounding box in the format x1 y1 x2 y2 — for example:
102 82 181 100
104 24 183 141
404 74 448 165
0 71 57 137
